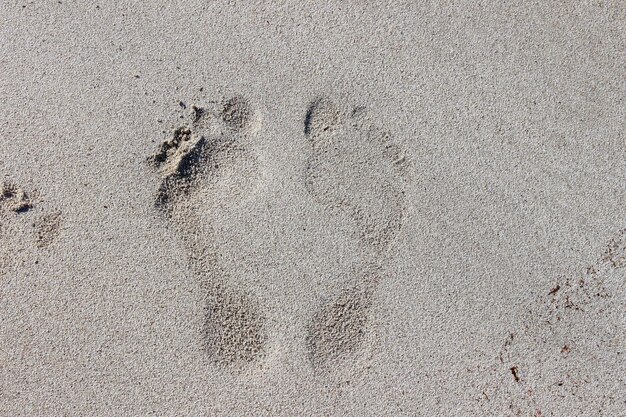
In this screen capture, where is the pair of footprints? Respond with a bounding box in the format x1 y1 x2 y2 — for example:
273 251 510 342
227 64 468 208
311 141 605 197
149 96 409 371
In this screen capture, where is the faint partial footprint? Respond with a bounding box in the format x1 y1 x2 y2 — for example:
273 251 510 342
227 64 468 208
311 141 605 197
34 211 63 249
303 97 409 373
0 182 32 213
149 96 266 368
0 181 62 252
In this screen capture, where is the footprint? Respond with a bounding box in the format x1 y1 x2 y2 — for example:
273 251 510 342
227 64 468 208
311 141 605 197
149 96 267 368
303 98 408 373
203 283 266 365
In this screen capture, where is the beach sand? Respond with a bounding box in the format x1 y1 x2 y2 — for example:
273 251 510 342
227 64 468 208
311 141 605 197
1 1 625 415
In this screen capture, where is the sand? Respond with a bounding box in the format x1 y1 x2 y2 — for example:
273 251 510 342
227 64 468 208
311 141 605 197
1 1 625 416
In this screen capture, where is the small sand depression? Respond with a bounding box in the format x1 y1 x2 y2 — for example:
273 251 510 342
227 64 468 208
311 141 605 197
34 211 62 248
221 96 259 133
0 181 32 213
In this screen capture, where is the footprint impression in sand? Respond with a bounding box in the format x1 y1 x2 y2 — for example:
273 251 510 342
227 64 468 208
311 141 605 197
303 97 409 373
149 96 267 367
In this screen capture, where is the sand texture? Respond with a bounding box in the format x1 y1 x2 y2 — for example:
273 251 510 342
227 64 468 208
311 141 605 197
1 1 625 416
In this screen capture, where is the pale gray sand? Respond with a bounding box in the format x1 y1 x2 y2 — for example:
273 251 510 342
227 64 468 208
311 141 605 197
1 1 625 416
